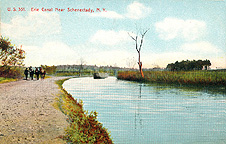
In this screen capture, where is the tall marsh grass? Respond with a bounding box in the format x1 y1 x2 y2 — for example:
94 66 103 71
117 71 226 87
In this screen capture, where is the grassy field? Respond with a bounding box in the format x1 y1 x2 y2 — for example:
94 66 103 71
55 72 79 77
117 70 226 87
54 78 113 143
0 77 17 84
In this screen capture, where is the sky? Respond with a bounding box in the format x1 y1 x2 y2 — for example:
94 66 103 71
1 0 226 69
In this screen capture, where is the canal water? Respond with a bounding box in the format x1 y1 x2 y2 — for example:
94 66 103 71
63 77 226 144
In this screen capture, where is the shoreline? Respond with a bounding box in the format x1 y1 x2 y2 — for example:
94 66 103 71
117 71 226 93
55 77 113 143
0 76 69 143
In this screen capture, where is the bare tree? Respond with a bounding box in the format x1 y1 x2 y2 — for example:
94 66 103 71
78 57 86 76
128 28 149 78
126 57 136 69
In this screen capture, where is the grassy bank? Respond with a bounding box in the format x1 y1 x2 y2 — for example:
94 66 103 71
0 77 17 84
117 71 226 87
54 78 113 143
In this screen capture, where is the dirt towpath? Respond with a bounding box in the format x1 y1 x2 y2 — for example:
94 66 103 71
0 77 68 144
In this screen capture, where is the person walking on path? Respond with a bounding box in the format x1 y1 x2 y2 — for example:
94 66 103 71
40 67 43 79
24 68 29 80
43 70 46 79
29 67 34 80
40 68 46 80
35 67 40 80
40 67 44 80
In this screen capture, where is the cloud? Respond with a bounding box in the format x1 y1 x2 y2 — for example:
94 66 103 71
58 42 138 67
22 40 225 69
142 51 210 68
88 1 151 19
90 30 130 45
89 11 124 19
2 11 61 39
180 41 221 54
23 41 133 67
210 57 226 69
125 1 151 19
155 17 206 41
141 41 224 68
23 41 78 66
84 50 134 67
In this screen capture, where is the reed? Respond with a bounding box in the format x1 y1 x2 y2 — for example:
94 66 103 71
117 71 226 87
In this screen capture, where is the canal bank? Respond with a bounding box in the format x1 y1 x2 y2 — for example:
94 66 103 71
55 77 113 143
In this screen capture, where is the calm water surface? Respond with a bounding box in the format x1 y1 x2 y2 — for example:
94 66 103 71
63 77 226 144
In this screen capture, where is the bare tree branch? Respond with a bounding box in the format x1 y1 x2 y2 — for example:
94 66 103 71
128 32 139 53
139 39 143 51
135 36 139 53
142 28 150 37
128 32 136 41
139 28 150 51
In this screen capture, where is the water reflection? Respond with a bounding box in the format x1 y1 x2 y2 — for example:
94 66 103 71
63 77 226 144
134 84 142 133
149 82 226 96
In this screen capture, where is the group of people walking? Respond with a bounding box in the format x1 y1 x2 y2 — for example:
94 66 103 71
24 66 46 80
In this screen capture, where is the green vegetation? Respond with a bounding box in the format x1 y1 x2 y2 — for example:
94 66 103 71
54 78 113 144
0 77 17 84
41 65 57 75
0 36 26 80
0 36 25 66
44 75 51 79
117 70 226 87
0 66 24 79
99 69 114 76
55 69 115 77
167 59 211 71
56 72 80 77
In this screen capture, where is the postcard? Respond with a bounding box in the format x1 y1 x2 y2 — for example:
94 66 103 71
1 0 226 143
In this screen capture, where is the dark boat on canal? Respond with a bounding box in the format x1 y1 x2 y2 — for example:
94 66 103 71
93 73 108 79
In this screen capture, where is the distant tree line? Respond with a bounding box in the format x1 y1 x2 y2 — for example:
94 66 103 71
41 65 56 75
167 60 211 71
